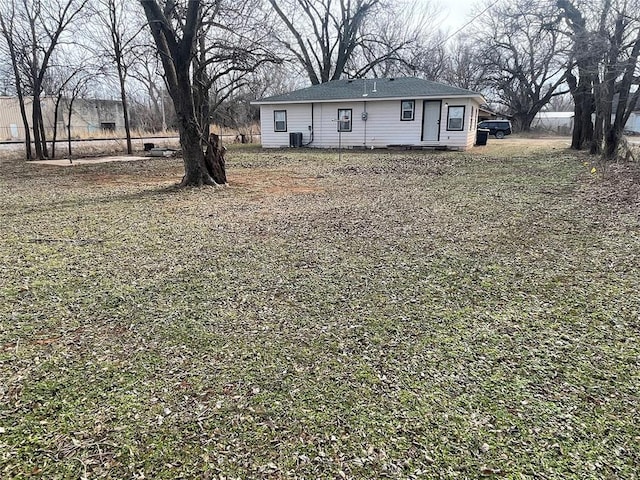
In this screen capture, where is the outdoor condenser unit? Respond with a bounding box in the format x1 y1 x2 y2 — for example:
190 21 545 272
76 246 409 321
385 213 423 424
289 132 303 147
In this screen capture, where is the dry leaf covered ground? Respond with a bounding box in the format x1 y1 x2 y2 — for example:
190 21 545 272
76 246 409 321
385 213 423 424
0 140 639 479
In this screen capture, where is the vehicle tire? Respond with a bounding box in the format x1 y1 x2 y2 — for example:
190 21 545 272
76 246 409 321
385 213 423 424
495 130 505 139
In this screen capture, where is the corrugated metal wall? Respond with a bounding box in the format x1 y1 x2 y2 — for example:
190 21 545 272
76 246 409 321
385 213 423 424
0 97 32 140
0 96 124 141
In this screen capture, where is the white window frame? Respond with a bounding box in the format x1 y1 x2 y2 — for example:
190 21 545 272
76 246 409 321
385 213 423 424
447 106 465 131
401 100 415 121
274 110 287 132
337 109 352 132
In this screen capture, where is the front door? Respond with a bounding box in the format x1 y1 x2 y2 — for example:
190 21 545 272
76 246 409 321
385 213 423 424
422 101 441 142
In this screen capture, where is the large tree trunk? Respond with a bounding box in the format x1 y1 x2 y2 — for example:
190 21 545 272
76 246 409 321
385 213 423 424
604 127 621 159
140 0 226 187
576 84 594 150
176 122 226 186
173 70 225 186
566 70 594 150
178 119 211 186
558 1 596 151
30 80 50 160
512 112 537 132
566 71 583 149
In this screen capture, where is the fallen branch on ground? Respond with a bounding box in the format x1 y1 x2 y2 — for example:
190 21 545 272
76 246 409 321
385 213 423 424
28 238 104 245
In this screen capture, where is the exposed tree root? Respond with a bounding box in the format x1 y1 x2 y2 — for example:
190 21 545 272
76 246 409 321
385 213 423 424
615 137 638 163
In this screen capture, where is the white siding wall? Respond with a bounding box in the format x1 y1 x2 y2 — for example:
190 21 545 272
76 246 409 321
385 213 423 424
438 98 482 150
260 104 313 147
260 97 483 150
466 100 483 148
312 100 423 148
360 100 421 147
313 102 372 147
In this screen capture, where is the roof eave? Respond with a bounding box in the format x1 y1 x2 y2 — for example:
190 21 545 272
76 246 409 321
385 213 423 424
252 94 485 105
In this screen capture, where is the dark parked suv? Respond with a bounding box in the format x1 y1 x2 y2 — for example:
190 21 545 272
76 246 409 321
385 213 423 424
478 120 512 139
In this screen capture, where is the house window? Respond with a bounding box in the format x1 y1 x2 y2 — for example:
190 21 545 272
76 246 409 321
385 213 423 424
338 109 352 132
274 110 287 132
401 100 415 121
447 106 465 131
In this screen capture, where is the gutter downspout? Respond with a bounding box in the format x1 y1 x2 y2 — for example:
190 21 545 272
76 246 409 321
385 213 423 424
303 103 314 146
363 101 367 148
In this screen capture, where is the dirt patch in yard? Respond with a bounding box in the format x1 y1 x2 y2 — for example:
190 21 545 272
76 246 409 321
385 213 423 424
75 166 325 198
25 152 326 196
229 169 324 196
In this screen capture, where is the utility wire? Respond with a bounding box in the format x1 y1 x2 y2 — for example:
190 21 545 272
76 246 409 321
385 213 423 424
437 0 503 47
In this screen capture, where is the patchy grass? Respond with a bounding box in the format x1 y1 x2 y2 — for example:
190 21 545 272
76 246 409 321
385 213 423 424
0 141 639 479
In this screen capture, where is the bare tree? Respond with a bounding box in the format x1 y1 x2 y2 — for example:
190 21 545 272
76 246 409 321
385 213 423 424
128 43 170 131
63 75 94 157
557 0 597 149
347 0 444 79
44 48 102 159
90 0 147 154
139 0 225 186
472 0 571 131
0 0 90 160
0 3 32 158
402 32 449 81
48 65 80 158
546 91 574 112
247 62 308 100
193 0 279 144
268 0 382 84
559 0 640 157
139 0 279 186
211 68 288 139
443 39 489 92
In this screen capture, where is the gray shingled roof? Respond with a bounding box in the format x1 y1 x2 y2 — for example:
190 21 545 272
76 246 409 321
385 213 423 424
253 77 482 104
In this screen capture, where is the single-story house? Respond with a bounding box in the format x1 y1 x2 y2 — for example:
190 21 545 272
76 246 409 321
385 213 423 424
252 77 486 150
0 96 124 141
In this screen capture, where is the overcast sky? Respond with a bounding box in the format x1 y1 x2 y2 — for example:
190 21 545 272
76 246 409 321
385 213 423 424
439 0 479 30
